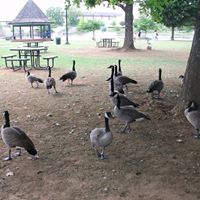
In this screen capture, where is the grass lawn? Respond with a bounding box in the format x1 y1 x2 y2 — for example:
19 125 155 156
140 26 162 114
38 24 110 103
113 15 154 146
0 37 192 73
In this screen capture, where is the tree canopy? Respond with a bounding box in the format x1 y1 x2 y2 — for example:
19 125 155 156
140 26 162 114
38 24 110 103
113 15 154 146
77 18 104 40
162 0 198 28
140 0 198 28
134 15 159 33
140 0 198 40
46 7 65 28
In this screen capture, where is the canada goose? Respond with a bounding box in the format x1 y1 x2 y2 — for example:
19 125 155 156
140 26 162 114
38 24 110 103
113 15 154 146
44 66 58 94
112 65 137 86
109 74 139 108
114 94 150 133
147 68 164 98
184 101 200 138
26 71 43 88
90 112 113 159
107 65 124 94
1 111 37 161
59 60 77 85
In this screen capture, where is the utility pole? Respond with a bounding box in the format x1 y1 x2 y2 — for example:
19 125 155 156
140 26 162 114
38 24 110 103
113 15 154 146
65 0 70 44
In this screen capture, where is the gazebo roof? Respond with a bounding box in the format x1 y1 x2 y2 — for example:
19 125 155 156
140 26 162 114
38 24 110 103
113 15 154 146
9 0 50 25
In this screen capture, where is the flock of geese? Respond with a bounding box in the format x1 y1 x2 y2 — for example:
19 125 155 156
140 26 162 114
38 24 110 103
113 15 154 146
1 61 77 160
1 59 200 161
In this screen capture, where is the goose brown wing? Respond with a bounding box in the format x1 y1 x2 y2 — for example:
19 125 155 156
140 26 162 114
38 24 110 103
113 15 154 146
60 71 76 81
147 80 162 92
120 106 149 121
119 95 139 107
118 76 137 84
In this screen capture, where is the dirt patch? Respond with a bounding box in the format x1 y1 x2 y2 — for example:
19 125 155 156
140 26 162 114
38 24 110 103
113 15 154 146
0 48 200 200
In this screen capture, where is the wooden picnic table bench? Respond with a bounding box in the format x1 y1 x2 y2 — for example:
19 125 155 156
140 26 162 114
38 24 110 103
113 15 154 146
42 55 58 68
1 54 17 68
6 57 30 72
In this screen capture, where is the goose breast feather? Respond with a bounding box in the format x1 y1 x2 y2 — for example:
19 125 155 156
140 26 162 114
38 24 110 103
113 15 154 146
184 110 200 130
44 77 56 88
90 128 112 147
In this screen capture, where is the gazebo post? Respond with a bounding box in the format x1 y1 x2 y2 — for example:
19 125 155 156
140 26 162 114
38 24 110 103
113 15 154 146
32 26 34 39
12 26 15 40
30 26 32 38
19 26 22 40
40 26 42 38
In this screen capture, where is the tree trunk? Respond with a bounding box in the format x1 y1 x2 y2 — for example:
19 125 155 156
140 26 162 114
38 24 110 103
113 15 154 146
171 26 175 40
122 4 136 49
181 4 200 106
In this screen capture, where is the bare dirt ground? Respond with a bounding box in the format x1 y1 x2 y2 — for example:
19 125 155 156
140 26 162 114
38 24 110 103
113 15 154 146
0 47 200 200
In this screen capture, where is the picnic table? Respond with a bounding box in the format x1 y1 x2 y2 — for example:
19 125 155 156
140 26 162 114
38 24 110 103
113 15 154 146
96 38 120 48
9 46 47 69
24 41 43 47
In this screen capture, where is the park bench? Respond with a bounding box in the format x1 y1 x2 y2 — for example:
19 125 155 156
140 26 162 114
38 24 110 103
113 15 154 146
42 55 58 68
6 57 30 72
1 54 17 68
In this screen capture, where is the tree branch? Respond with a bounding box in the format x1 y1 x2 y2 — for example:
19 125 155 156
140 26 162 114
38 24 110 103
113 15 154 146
118 3 125 11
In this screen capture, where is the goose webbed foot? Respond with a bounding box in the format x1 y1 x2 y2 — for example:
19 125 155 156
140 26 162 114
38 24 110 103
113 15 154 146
100 153 108 160
96 151 101 158
13 148 21 157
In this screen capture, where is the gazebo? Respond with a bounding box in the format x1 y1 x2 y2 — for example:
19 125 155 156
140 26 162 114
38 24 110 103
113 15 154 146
9 0 52 42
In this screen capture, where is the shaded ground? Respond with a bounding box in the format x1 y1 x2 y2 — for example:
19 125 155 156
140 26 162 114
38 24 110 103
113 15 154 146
0 48 200 200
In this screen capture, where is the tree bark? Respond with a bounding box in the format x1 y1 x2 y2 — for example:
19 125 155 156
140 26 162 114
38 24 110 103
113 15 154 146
171 26 175 40
121 4 136 49
181 3 200 106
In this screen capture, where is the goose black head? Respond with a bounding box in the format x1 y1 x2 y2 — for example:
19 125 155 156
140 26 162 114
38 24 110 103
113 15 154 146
179 75 184 79
108 65 114 69
3 111 10 128
186 101 198 112
107 66 115 79
72 60 76 71
27 71 30 76
106 77 111 81
105 112 113 119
